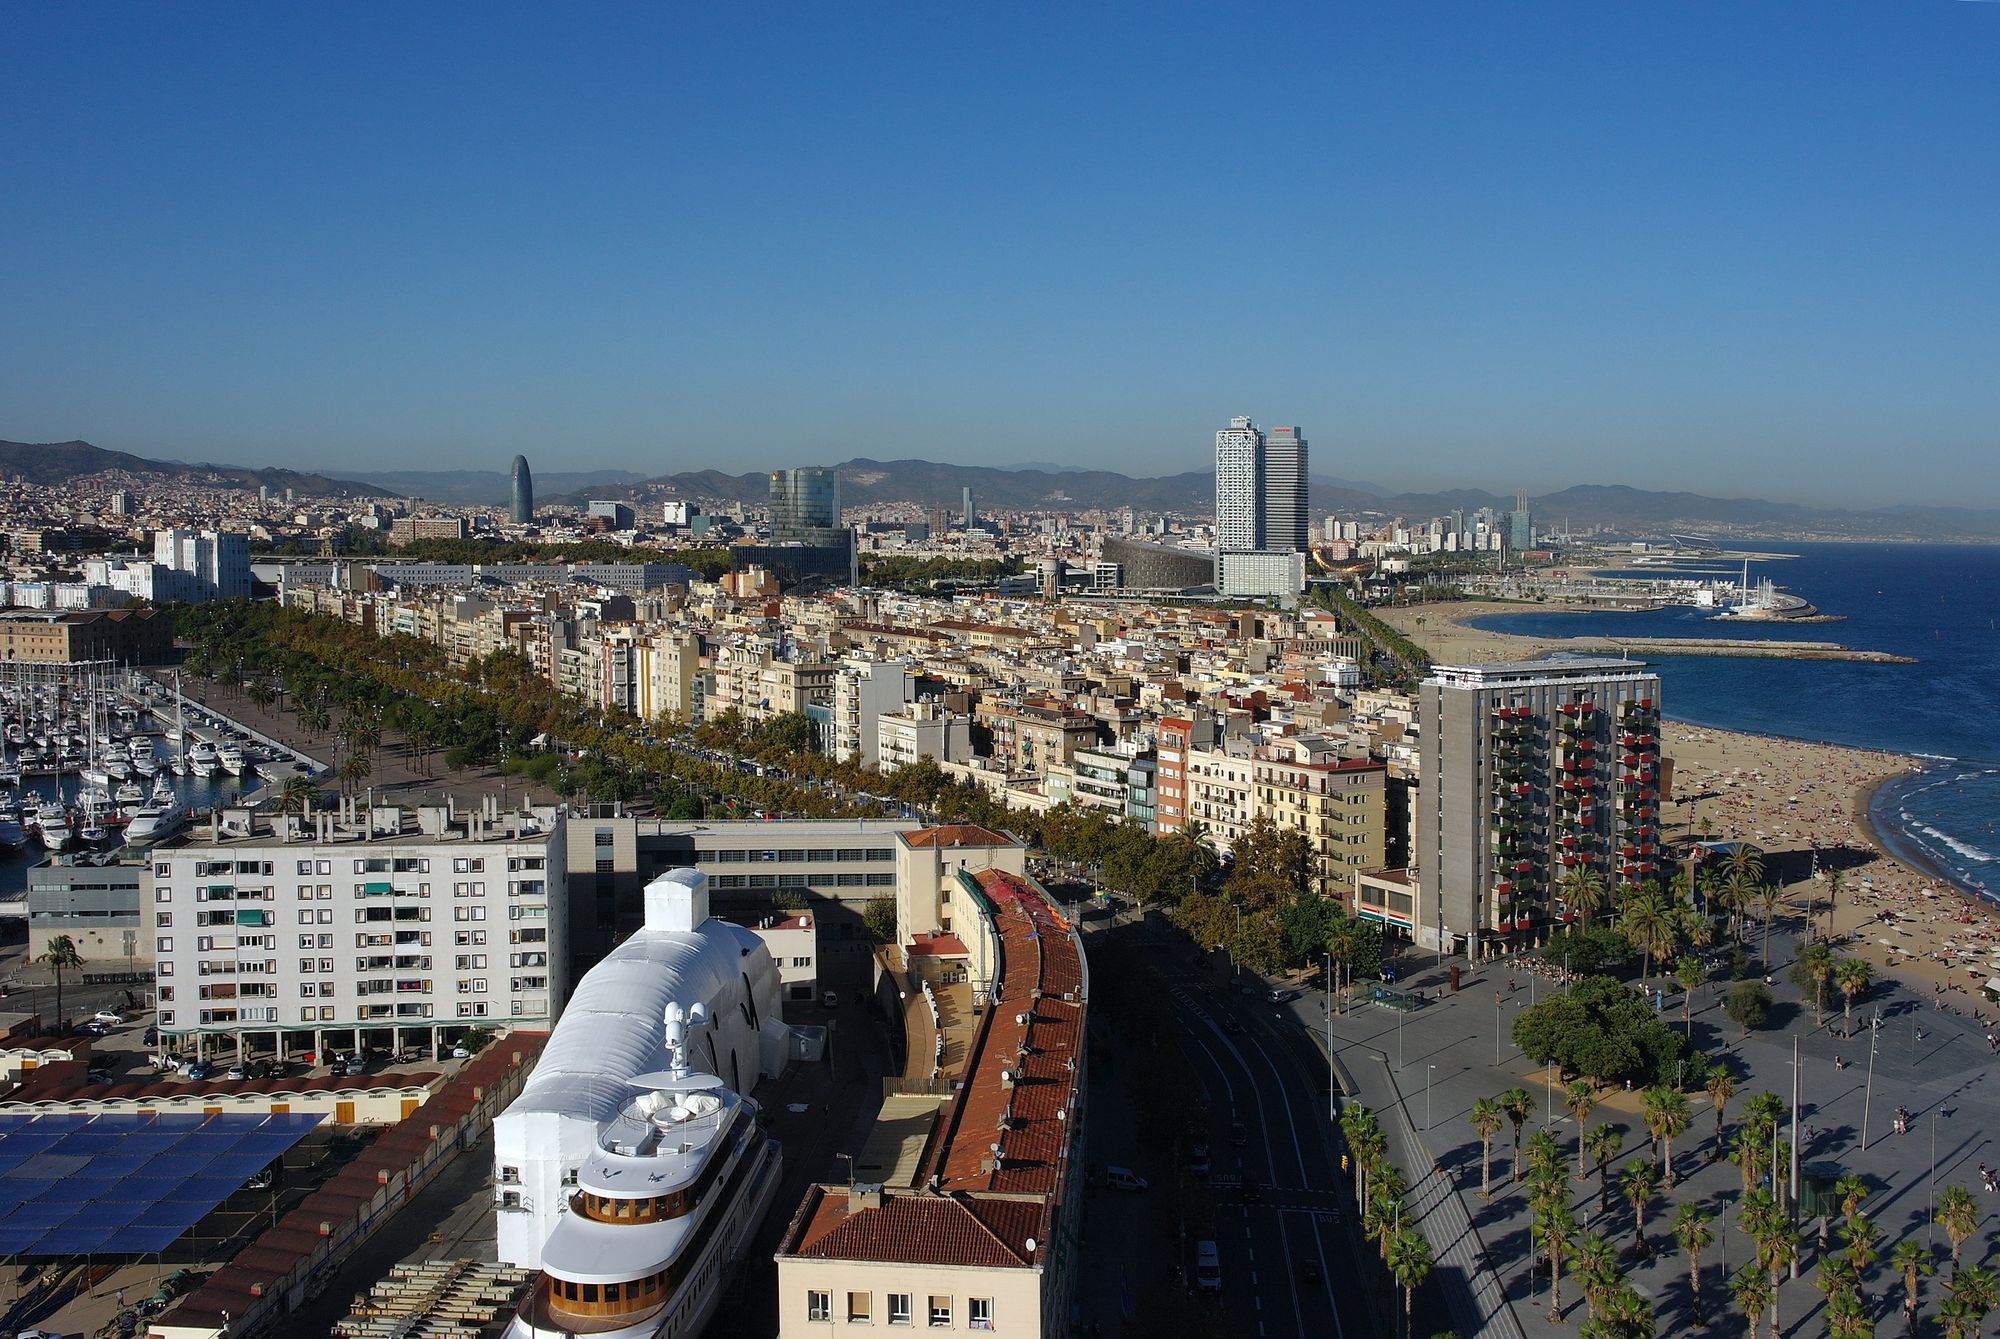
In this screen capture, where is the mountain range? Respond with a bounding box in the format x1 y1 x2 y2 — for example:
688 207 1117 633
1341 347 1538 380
569 458 2000 541
0 439 381 499
7 437 1997 540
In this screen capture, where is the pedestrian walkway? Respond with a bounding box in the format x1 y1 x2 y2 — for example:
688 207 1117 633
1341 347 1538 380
1373 1055 1526 1339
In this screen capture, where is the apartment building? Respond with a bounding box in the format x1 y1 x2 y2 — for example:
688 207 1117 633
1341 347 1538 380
974 698 1100 775
830 658 916 767
149 801 567 1064
876 700 971 772
1416 657 1663 959
1249 737 1387 902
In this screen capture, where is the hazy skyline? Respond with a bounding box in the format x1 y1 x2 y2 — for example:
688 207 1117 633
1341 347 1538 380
4 5 1997 508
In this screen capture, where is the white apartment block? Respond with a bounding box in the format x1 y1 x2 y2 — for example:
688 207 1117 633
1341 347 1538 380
876 701 972 772
830 658 916 767
149 801 567 1063
1214 416 1263 551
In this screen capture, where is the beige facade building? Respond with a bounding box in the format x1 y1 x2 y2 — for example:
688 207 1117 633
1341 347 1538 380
1250 737 1387 902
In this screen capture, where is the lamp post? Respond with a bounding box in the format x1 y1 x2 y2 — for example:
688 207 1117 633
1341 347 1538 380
1324 953 1337 1131
1232 905 1243 982
1861 1028 1879 1151
1426 1063 1437 1131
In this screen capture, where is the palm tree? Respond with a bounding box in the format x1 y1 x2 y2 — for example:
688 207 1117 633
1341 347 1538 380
1950 1264 1998 1335
1325 917 1357 1011
1574 1233 1621 1322
1672 1203 1714 1326
1385 1224 1433 1339
1471 1097 1504 1199
1500 1087 1534 1184
1834 958 1874 1038
1755 1212 1800 1336
1594 1282 1656 1339
1936 1184 1981 1278
1565 1081 1597 1180
1706 1066 1737 1160
1731 1261 1774 1339
1822 865 1846 941
338 752 372 797
1560 865 1610 928
1642 1086 1691 1187
1533 1200 1579 1322
1842 1212 1881 1288
1171 819 1221 885
1825 1290 1872 1339
1799 942 1835 1023
1526 1129 1566 1207
1938 1294 1981 1339
1341 1105 1382 1212
1833 1172 1872 1226
37 935 83 1029
1586 1124 1624 1214
277 773 319 816
1727 842 1766 889
1622 1158 1658 1257
1752 882 1785 973
1674 955 1705 1033
1617 888 1676 988
1732 1124 1765 1196
1892 1239 1935 1336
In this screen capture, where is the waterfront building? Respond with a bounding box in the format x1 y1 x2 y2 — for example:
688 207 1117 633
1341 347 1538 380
1214 416 1264 551
1262 424 1309 553
0 608 175 664
1216 548 1306 601
148 801 567 1065
1416 657 1663 958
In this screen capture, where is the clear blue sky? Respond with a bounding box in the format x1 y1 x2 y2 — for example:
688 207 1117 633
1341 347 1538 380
3 4 1997 507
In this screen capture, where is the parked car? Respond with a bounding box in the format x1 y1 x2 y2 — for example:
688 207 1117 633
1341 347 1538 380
1105 1167 1149 1191
185 1061 213 1081
1264 988 1294 1004
92 1008 125 1024
225 1064 248 1081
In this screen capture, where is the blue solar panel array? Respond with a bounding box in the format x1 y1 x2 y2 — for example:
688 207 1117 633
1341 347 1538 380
0 1112 323 1257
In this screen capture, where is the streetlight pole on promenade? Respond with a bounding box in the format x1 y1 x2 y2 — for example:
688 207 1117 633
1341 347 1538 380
1861 1028 1879 1151
1426 1064 1437 1132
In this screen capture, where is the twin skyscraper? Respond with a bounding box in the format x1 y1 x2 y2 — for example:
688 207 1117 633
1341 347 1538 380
1215 416 1308 553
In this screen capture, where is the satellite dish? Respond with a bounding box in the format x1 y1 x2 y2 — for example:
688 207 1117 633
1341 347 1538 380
1025 1237 1037 1254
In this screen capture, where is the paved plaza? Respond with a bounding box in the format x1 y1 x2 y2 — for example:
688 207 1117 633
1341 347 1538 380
1323 922 1998 1337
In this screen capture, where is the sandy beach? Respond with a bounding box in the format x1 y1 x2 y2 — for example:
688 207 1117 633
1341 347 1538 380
1378 600 2000 1008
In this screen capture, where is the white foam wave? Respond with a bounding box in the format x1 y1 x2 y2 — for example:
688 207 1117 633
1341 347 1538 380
1913 824 1997 865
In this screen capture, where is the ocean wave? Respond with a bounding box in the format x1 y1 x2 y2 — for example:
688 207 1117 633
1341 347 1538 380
1912 824 1997 865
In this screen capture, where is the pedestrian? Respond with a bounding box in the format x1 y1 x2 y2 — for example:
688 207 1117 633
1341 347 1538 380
116 1289 125 1309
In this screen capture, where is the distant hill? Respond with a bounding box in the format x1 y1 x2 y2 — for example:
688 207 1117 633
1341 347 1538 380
0 439 383 498
560 457 2000 540
354 467 646 505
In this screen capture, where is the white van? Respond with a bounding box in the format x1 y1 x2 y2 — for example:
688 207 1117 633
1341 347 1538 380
1105 1166 1148 1191
1195 1240 1222 1293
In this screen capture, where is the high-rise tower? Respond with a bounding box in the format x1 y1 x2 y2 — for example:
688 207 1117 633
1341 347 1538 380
1262 425 1309 553
1214 416 1263 551
769 467 843 544
510 455 534 524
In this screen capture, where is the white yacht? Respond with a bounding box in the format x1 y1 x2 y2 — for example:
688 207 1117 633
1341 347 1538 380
149 774 177 807
504 1005 784 1339
496 869 790 1339
115 780 145 806
187 741 220 777
124 802 190 845
219 742 247 776
35 805 74 851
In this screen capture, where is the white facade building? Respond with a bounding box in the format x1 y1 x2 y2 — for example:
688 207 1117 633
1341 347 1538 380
1216 549 1306 601
1214 416 1263 552
830 658 916 767
149 802 566 1061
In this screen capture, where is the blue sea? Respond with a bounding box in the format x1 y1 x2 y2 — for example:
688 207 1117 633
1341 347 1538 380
1468 542 2000 904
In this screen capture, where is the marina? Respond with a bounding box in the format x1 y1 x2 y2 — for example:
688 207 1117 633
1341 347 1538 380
0 664 326 902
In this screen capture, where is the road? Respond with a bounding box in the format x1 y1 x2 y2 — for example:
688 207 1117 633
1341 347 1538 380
1124 920 1380 1339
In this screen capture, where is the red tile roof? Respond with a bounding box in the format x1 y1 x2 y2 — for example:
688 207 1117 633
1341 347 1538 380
899 824 1014 849
785 1190 1042 1267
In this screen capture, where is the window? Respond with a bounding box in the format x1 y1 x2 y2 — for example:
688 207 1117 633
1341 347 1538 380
888 1294 912 1326
155 888 172 903
968 1298 992 1330
807 1291 831 1323
847 1292 872 1323
928 1297 951 1327
155 912 172 927
155 936 173 953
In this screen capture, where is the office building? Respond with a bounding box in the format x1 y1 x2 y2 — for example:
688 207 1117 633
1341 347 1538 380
1416 658 1663 959
1215 548 1305 601
585 499 635 529
1098 537 1215 593
769 467 843 545
511 455 535 524
961 485 975 530
1214 416 1263 551
1262 424 1309 553
28 855 150 970
148 800 567 1065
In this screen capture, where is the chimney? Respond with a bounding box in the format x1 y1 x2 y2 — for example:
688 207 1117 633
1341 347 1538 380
846 1183 884 1213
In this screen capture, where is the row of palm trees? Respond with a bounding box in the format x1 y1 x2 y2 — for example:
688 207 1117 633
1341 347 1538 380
1337 1103 1435 1339
1469 1071 1991 1336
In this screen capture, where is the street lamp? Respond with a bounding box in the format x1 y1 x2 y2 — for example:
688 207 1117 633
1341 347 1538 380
1426 1063 1437 1131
